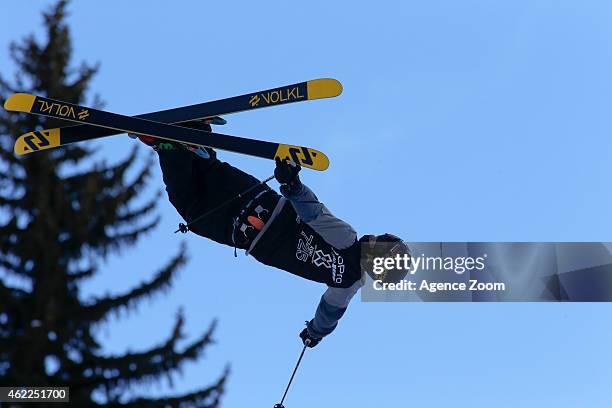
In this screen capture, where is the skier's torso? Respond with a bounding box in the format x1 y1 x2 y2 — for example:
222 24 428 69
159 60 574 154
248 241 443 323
247 198 363 288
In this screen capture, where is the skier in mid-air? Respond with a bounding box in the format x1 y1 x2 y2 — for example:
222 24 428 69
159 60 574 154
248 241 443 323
134 122 409 347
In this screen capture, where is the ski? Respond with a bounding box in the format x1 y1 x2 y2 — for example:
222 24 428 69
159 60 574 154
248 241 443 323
10 78 341 153
5 93 330 171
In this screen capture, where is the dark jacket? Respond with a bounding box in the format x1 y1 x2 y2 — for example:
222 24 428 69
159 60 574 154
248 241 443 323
157 147 364 338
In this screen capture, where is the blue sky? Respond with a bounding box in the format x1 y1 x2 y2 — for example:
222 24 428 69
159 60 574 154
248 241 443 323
2 0 612 407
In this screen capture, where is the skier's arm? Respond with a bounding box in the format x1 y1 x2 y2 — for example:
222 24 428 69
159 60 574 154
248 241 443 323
307 278 364 339
274 158 357 249
285 183 358 250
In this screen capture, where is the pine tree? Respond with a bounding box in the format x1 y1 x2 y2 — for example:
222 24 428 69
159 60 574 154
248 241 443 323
0 2 228 406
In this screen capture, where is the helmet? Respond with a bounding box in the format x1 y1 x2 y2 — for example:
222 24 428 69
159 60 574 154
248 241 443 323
360 234 411 283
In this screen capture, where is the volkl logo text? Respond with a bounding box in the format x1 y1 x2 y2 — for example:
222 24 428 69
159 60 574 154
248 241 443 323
36 99 89 121
249 86 304 107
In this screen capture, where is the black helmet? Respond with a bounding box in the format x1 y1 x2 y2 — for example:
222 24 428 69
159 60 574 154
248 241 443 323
360 234 411 283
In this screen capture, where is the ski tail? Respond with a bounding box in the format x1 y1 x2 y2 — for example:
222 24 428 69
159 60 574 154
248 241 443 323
4 93 61 155
14 129 61 155
306 78 343 100
275 145 329 171
4 93 36 113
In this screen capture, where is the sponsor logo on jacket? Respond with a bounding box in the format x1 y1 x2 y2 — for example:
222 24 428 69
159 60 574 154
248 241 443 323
296 231 345 284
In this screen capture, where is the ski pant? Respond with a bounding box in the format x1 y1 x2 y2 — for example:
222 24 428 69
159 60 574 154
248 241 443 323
157 148 279 249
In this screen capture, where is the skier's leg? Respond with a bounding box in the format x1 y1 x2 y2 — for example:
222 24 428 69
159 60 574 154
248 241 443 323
195 159 273 247
157 146 216 225
157 145 277 247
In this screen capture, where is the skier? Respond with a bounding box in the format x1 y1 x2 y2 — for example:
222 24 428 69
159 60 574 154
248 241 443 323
134 122 410 347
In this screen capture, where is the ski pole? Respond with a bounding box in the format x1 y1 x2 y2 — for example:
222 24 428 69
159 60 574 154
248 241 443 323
274 339 310 408
175 175 275 233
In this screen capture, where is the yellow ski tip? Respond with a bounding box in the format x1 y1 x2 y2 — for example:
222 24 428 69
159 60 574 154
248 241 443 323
14 129 61 155
4 93 36 113
275 145 330 171
307 78 343 100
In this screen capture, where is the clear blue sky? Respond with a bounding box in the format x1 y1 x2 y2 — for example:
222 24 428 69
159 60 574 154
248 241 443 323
2 1 612 406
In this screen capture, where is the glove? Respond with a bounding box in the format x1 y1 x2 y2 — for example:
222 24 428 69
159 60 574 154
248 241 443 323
275 157 302 196
299 327 321 348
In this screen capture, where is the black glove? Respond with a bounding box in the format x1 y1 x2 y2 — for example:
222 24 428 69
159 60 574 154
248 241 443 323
299 327 321 348
275 157 302 196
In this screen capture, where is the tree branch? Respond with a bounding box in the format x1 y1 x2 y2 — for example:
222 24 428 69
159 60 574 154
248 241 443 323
104 367 228 408
81 245 186 322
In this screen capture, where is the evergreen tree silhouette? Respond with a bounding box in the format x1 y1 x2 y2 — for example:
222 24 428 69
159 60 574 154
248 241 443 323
0 2 228 406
